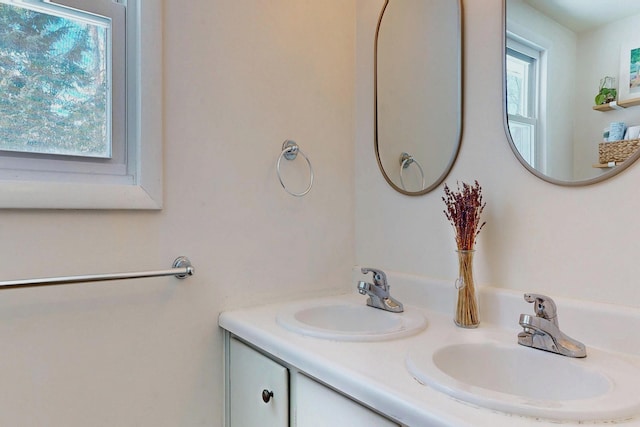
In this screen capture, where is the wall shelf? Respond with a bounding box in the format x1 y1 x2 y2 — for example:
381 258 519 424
593 162 622 169
593 97 640 112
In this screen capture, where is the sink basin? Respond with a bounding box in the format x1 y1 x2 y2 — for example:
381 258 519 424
276 300 426 341
406 335 640 422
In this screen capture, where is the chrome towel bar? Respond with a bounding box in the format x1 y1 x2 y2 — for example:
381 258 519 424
0 256 194 290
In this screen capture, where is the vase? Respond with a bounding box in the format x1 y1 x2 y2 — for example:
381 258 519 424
454 250 480 328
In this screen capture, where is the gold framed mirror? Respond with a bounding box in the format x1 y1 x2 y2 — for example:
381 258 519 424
504 0 640 185
375 0 462 195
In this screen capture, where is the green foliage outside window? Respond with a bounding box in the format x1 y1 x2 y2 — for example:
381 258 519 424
0 3 109 158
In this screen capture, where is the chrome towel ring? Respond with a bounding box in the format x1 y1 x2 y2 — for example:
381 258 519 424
399 152 425 192
276 140 314 197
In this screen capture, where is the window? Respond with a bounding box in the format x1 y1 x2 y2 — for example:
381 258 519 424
0 0 161 209
0 1 112 158
506 37 540 167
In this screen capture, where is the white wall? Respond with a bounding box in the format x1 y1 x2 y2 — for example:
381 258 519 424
356 0 640 310
0 1 355 425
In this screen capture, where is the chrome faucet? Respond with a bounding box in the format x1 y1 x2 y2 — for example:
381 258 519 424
357 268 403 313
517 293 586 358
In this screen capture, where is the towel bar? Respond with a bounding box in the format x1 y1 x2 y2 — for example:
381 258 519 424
0 256 194 290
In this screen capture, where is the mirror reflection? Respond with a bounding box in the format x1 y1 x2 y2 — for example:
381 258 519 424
375 0 461 195
505 0 640 184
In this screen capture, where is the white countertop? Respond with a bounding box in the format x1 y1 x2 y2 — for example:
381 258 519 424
218 271 640 427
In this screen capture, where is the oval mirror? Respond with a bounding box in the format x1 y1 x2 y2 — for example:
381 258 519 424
375 0 462 195
504 0 640 185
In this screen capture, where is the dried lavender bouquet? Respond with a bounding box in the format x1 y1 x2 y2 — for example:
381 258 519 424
442 181 486 327
442 180 486 251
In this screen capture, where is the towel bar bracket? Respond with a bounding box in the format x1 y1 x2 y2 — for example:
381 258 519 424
173 256 195 279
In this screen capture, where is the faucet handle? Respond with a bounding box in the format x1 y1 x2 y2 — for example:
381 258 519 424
524 293 558 325
360 268 388 289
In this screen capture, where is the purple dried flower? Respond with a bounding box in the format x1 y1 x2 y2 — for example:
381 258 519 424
442 181 486 250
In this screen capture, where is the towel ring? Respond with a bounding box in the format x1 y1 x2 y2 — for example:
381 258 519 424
276 140 314 197
399 152 425 192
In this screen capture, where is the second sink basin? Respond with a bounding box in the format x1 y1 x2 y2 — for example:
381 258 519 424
276 299 427 341
406 333 640 422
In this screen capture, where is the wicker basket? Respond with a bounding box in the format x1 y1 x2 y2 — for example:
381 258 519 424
598 139 640 163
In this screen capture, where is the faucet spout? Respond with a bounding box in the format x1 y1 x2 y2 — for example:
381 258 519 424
517 294 586 358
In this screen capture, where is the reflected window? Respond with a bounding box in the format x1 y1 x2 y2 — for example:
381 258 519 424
506 38 540 167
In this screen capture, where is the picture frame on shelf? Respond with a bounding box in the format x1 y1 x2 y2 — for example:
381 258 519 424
618 41 640 101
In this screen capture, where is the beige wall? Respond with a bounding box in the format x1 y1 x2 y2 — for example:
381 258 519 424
356 0 640 309
0 1 355 425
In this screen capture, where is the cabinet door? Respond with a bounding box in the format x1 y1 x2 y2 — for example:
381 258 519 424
229 338 289 427
295 373 399 427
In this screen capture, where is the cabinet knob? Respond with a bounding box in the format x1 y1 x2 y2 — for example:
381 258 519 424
261 389 274 403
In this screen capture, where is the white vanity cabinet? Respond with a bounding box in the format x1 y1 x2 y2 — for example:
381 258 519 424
228 337 289 426
226 336 399 427
295 372 399 427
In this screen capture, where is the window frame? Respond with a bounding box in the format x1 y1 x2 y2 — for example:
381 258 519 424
0 0 162 209
506 36 541 169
